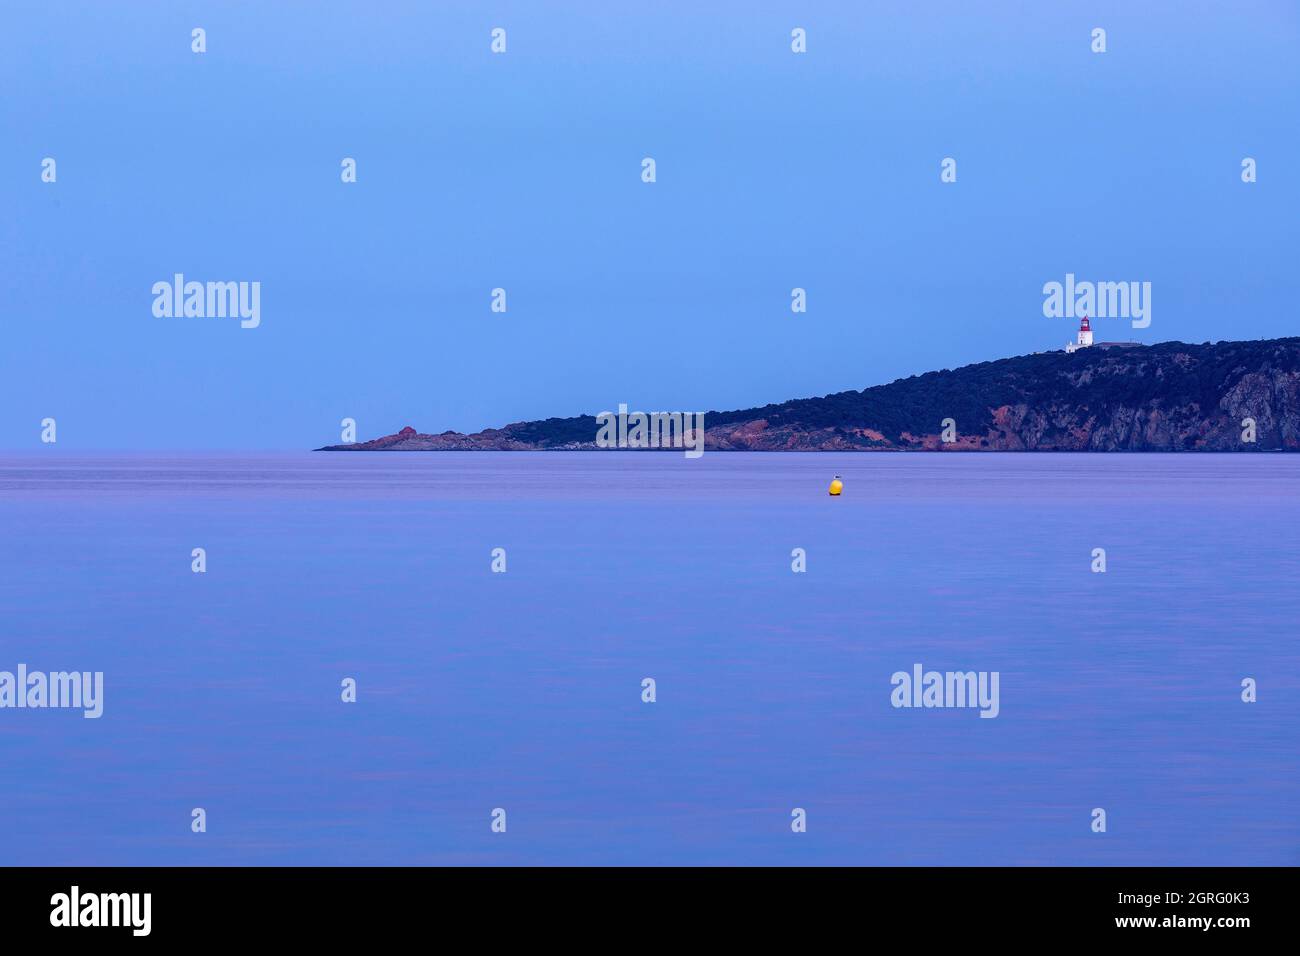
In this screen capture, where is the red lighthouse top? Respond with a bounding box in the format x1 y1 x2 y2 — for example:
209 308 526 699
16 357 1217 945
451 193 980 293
1080 316 1091 332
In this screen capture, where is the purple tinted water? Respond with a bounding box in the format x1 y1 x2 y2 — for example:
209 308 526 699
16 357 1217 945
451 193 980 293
0 452 1296 865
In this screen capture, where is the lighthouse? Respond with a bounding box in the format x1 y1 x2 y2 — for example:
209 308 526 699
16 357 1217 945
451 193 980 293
1066 316 1094 353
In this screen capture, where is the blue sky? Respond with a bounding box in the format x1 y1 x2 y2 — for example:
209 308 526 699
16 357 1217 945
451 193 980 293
3 1 1297 449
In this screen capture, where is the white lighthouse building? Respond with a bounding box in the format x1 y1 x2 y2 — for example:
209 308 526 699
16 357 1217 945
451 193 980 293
1065 316 1094 353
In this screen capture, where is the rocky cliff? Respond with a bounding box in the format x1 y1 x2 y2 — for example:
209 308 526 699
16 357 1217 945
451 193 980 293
318 338 1300 452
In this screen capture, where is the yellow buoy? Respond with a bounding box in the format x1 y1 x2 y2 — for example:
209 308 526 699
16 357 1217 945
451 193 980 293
828 476 843 496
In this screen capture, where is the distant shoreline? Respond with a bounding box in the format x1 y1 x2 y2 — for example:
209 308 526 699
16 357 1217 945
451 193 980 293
318 337 1300 454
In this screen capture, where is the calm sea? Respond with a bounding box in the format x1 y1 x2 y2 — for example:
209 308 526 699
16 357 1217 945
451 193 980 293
1 452 1296 865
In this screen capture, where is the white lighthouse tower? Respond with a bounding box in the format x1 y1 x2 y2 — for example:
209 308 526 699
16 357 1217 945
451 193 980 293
1066 316 1094 353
